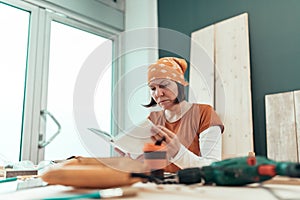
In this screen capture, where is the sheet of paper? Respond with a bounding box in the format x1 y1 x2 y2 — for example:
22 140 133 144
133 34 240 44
88 119 154 157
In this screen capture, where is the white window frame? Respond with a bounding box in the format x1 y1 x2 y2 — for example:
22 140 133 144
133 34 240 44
1 0 122 164
32 11 119 163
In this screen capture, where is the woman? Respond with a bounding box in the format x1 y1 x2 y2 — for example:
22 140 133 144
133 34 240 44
145 57 224 173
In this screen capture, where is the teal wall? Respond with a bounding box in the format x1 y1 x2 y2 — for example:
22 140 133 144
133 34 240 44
158 0 300 156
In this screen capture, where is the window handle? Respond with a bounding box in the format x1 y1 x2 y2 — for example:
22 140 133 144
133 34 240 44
39 110 61 148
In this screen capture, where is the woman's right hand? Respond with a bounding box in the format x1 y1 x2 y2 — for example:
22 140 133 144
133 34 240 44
150 125 182 158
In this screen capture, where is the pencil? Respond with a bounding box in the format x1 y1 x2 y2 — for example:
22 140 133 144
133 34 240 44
0 177 18 183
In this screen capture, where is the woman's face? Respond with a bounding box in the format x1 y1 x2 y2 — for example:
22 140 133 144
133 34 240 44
149 78 178 110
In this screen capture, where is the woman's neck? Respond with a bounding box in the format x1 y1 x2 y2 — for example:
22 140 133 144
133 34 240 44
164 101 193 123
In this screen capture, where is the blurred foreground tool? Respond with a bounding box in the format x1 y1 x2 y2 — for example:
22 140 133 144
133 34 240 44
176 156 300 186
41 157 148 189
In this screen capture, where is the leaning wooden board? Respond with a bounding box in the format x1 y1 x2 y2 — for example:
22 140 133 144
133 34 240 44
215 13 253 158
189 13 254 159
294 90 300 162
265 91 298 162
189 25 214 106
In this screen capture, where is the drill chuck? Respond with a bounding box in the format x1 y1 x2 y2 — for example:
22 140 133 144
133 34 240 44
276 163 300 178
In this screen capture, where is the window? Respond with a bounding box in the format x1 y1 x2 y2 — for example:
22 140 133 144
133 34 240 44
0 0 119 164
0 2 30 163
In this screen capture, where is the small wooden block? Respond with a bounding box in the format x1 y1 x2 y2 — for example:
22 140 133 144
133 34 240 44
4 169 38 178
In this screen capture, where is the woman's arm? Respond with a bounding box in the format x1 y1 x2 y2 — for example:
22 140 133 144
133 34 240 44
169 126 222 168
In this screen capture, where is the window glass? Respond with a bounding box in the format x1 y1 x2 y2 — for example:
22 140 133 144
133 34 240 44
44 21 112 160
0 3 30 163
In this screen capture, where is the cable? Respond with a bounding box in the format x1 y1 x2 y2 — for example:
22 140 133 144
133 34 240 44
259 183 300 200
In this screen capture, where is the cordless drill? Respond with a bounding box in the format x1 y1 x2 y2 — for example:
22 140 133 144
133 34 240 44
177 156 300 186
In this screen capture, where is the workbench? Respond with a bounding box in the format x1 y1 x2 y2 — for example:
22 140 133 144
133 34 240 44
0 181 299 200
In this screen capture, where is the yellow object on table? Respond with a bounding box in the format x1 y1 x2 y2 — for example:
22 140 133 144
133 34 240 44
41 157 148 189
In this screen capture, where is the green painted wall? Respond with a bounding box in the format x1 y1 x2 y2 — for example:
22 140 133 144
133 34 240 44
158 0 300 156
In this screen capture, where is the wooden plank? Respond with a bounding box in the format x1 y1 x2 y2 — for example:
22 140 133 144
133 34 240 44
214 13 254 158
265 92 298 162
189 25 214 106
264 176 300 185
293 90 300 161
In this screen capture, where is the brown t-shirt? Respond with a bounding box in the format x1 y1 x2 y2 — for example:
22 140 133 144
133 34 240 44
148 104 224 172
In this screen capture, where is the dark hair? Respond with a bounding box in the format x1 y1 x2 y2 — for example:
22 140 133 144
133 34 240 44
143 82 186 108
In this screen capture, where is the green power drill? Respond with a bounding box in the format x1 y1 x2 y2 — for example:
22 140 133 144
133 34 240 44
176 156 300 186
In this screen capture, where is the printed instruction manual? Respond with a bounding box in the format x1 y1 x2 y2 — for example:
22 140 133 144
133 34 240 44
88 119 154 157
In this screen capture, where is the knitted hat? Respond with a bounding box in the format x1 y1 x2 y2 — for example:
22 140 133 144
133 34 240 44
147 57 189 86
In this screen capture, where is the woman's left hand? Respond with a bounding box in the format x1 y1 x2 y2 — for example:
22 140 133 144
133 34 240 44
150 125 182 158
114 147 144 161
